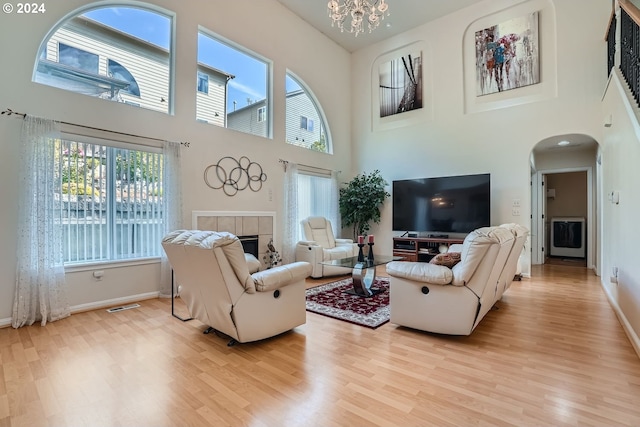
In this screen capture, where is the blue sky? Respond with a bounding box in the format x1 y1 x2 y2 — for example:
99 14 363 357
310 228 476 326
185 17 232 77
83 7 302 112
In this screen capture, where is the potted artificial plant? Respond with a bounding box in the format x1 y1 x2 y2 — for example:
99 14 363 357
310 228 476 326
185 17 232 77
339 169 390 239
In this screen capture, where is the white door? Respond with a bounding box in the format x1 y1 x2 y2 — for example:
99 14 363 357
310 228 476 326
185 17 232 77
531 171 547 265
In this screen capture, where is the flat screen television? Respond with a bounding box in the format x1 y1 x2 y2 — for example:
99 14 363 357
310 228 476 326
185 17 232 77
392 173 490 234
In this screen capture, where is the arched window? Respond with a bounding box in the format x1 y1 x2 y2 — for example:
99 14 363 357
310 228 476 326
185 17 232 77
285 72 332 154
33 5 172 113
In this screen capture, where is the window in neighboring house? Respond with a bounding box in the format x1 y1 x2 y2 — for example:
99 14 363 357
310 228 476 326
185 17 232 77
198 28 271 138
55 137 166 264
58 43 99 73
258 106 266 122
197 72 209 94
285 72 331 153
34 5 172 114
108 59 141 97
300 116 314 132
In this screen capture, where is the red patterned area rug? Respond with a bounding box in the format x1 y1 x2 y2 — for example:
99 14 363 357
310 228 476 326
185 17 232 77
305 277 390 329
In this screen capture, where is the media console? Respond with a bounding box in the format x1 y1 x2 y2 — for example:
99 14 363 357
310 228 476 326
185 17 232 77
392 236 464 262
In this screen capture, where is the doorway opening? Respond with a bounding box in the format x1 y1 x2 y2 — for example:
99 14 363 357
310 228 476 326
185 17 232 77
529 134 600 274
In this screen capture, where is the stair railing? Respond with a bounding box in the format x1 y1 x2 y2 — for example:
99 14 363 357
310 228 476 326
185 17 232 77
619 0 640 106
607 7 617 76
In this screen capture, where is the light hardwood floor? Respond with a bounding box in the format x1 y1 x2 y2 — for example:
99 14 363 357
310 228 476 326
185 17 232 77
1 265 639 426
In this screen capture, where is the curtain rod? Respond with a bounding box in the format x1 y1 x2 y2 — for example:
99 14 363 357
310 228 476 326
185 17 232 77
278 158 340 174
1 108 190 147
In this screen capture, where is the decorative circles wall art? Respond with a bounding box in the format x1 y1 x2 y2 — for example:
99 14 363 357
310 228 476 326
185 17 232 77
204 156 267 196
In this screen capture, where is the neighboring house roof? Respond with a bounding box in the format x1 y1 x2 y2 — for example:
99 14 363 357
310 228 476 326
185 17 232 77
77 15 169 55
285 89 305 98
197 62 235 81
228 91 306 116
228 98 266 115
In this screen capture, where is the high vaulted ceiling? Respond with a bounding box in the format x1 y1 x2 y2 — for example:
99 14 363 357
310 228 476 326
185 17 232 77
276 0 601 155
276 0 483 52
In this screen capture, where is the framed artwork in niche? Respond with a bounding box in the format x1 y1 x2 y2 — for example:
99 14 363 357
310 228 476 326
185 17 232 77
378 49 423 118
371 41 431 131
475 11 539 96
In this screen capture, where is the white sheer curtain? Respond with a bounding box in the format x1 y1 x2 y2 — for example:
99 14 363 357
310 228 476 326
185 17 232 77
282 162 299 264
13 116 70 328
160 141 183 297
329 170 341 237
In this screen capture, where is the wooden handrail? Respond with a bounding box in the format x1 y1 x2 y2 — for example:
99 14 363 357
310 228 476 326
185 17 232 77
605 8 616 40
620 0 640 26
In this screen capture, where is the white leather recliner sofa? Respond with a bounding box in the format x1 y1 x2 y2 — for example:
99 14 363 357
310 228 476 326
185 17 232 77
496 223 529 298
386 225 526 336
162 230 312 345
295 216 358 278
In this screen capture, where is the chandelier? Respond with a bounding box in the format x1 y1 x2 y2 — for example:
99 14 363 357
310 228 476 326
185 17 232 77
327 0 390 37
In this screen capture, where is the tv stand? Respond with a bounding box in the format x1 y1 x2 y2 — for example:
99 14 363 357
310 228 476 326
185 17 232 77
393 236 464 262
427 234 449 239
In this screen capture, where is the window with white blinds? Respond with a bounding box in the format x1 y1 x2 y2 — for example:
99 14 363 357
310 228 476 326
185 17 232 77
296 172 334 240
55 138 165 264
296 173 331 219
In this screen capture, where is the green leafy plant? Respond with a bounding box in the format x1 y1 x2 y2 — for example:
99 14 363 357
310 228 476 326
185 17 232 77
62 182 95 196
339 169 390 238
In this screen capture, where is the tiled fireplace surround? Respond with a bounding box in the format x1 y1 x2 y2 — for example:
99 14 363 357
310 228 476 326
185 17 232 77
192 211 276 269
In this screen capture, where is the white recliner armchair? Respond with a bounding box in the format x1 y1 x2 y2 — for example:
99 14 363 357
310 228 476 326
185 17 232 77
162 230 312 345
295 216 358 278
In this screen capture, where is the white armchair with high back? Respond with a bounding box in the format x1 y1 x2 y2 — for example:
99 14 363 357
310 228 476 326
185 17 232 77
295 216 358 278
162 230 312 346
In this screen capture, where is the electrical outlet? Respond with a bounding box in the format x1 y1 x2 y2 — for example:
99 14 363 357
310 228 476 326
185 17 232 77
512 208 520 216
512 198 521 207
611 266 619 284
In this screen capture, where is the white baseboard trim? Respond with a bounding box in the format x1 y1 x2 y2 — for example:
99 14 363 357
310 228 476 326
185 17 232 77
601 279 640 359
0 292 160 328
71 292 160 314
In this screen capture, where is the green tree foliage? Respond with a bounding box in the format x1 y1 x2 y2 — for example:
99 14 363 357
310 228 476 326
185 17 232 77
115 150 161 183
310 134 327 153
339 170 390 238
55 141 163 197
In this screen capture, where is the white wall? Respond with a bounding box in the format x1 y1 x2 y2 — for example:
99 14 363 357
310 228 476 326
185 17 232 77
0 0 352 323
601 70 640 351
350 0 609 276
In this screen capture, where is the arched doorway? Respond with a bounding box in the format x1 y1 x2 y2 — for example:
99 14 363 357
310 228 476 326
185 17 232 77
529 133 601 274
